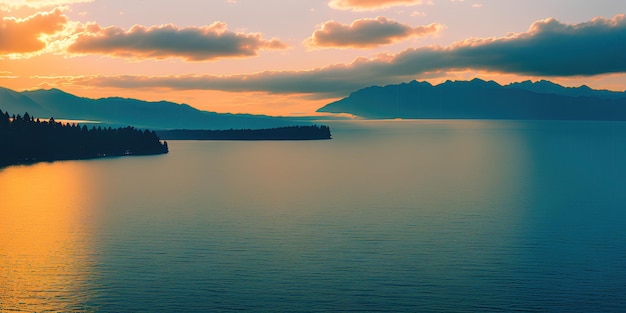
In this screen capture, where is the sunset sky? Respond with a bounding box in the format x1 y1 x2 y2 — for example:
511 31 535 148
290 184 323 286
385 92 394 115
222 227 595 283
1 0 625 116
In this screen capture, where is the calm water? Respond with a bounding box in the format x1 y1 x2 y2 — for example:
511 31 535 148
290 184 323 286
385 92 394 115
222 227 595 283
2 120 626 312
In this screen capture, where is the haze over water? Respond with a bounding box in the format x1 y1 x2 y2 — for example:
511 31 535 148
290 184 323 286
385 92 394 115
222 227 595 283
2 120 626 312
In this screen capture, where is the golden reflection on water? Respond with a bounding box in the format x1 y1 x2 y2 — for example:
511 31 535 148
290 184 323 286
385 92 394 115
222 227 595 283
0 161 98 312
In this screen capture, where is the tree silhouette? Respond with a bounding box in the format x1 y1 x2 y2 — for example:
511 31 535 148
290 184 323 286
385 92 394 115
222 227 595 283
156 125 332 140
0 110 168 167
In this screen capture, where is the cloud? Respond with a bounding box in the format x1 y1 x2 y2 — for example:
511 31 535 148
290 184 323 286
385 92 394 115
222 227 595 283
437 14 626 76
0 8 68 54
305 17 444 49
0 0 93 9
58 14 626 96
410 11 426 17
67 22 287 61
0 70 18 79
56 69 369 97
329 0 426 11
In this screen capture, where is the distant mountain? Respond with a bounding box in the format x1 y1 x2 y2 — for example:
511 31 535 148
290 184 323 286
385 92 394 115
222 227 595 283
317 79 626 120
0 87 299 130
0 87 50 117
507 80 626 100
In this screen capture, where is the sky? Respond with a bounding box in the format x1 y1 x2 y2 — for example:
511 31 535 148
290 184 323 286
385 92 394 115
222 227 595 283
0 0 625 116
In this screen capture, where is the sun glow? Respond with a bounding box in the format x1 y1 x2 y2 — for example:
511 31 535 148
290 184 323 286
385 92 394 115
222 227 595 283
0 161 100 312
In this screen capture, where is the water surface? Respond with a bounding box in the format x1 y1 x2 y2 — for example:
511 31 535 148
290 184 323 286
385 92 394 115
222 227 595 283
2 120 626 312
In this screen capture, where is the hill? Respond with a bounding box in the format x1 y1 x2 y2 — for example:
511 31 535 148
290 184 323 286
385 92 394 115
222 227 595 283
317 79 626 120
0 87 299 130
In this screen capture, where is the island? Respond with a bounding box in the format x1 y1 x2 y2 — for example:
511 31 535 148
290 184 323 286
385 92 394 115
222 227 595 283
156 125 332 140
0 110 168 168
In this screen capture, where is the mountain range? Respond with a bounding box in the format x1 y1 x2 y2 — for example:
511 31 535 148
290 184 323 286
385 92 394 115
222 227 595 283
0 87 297 130
318 79 626 120
3 79 626 129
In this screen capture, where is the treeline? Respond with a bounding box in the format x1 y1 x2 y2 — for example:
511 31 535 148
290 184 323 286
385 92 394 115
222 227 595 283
156 125 332 140
0 110 168 167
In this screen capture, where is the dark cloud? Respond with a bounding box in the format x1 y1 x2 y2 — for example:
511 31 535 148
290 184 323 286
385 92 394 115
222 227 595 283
64 68 369 98
68 22 287 61
435 14 626 76
305 17 443 48
328 0 425 11
65 14 626 96
0 8 67 54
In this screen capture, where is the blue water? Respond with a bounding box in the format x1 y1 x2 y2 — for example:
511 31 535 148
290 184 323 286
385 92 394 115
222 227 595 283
1 120 626 312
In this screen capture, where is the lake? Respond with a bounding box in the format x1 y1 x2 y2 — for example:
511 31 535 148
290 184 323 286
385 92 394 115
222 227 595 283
2 120 626 312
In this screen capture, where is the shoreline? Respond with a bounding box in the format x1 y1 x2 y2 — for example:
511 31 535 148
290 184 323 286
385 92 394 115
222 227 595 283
0 150 168 170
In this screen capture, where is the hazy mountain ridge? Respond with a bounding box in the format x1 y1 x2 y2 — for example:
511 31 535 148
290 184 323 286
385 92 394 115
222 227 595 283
318 79 626 120
0 87 299 130
507 80 626 99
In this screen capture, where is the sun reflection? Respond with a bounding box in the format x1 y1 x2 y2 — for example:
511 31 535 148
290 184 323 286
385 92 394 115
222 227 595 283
0 161 99 312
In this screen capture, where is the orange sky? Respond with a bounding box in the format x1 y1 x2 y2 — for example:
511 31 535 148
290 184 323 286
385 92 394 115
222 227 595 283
1 0 625 116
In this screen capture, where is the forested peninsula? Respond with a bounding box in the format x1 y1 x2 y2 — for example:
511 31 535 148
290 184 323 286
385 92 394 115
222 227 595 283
156 125 332 140
0 110 168 168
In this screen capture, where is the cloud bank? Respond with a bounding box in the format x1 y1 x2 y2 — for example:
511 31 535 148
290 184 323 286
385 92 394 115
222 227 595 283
329 0 426 11
305 17 444 48
61 14 626 96
0 9 67 54
68 22 287 61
